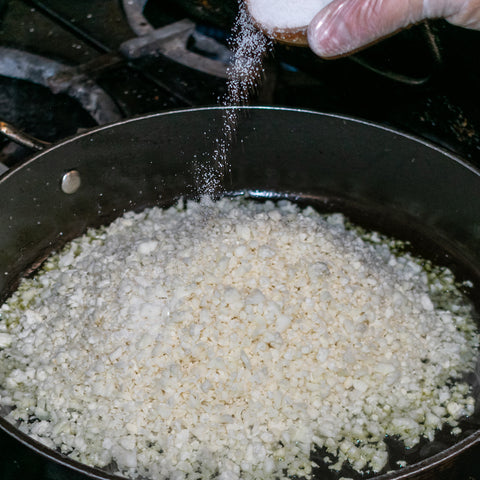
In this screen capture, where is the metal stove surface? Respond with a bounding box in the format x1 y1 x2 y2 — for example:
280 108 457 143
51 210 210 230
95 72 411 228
1 1 480 479
0 0 231 166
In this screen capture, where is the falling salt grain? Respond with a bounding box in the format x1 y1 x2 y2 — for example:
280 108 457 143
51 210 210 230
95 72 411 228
197 2 272 196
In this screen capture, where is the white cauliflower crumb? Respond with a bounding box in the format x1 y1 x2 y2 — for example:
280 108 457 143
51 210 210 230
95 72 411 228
0 332 12 348
0 196 478 480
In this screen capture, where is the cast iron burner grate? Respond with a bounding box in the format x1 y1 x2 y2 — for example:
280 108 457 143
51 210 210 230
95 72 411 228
0 0 233 165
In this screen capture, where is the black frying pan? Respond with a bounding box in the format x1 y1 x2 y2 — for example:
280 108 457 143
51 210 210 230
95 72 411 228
1 106 479 479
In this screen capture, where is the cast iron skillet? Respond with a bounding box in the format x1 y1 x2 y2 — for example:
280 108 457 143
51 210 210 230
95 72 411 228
0 106 480 479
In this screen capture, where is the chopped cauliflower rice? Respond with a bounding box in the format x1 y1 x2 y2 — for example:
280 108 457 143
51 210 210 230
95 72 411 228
0 197 478 479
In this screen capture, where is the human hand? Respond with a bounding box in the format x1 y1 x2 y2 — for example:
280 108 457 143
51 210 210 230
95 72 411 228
308 0 480 57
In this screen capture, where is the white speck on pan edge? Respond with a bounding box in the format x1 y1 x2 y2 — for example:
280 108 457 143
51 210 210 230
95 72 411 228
0 197 478 480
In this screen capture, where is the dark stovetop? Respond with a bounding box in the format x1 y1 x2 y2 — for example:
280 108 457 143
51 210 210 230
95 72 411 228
1 1 480 479
0 0 480 167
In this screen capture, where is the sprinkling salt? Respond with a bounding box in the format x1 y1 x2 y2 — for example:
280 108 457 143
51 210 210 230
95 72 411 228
196 2 272 196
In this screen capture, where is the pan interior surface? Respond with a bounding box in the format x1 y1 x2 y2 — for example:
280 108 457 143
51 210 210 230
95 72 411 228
0 107 479 480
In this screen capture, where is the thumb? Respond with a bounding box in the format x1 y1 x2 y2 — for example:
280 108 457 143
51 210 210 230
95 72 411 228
307 0 473 58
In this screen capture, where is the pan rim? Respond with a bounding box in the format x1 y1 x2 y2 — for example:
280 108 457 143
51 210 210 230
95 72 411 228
1 105 480 182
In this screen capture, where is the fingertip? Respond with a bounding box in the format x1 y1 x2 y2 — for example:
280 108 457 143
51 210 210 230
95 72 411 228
307 7 355 58
306 14 330 57
307 0 426 58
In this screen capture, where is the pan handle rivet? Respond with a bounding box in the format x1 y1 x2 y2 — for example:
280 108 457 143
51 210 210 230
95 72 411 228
61 170 81 194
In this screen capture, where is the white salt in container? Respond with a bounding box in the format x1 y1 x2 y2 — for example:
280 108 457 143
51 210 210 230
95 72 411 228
246 0 335 44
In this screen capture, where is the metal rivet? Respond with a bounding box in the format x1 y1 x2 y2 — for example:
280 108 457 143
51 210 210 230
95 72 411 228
61 170 81 194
